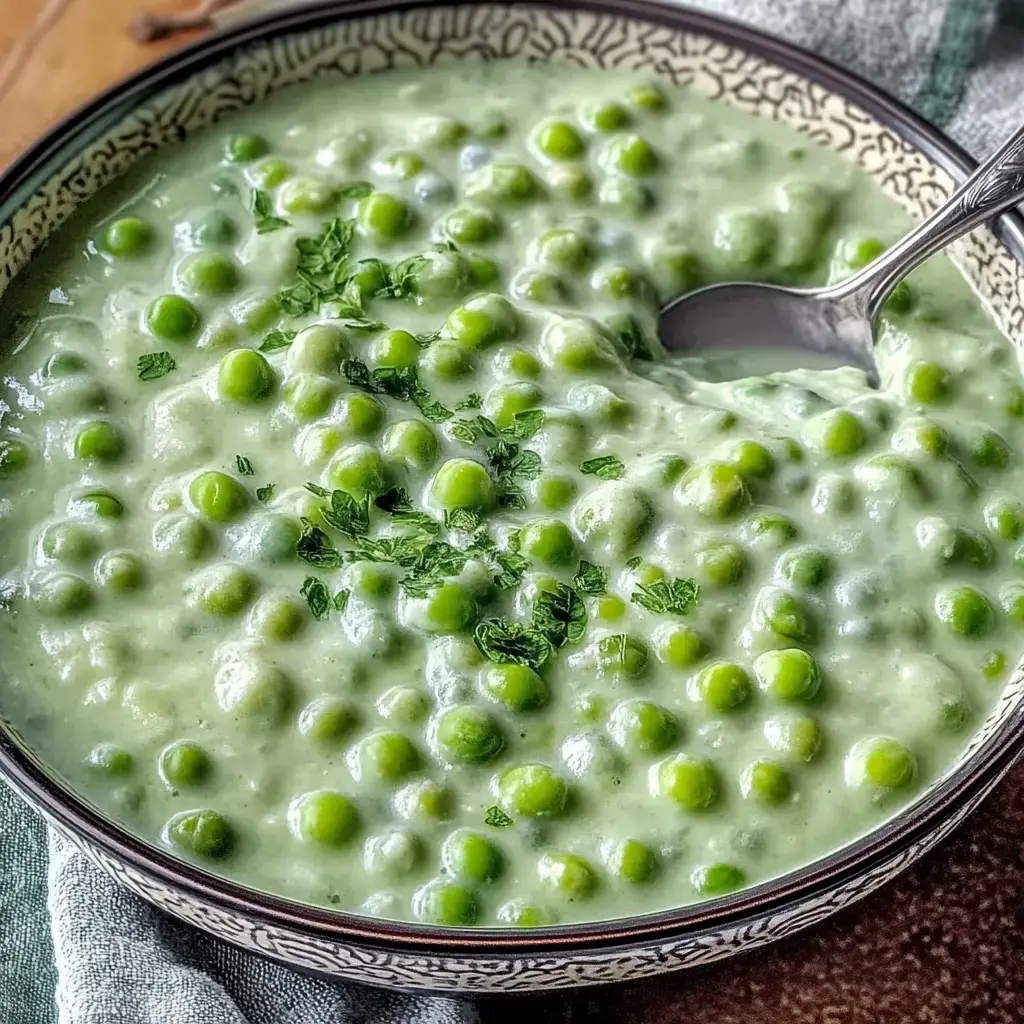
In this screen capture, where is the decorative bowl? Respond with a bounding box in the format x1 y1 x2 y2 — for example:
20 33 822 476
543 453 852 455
1 0 1023 994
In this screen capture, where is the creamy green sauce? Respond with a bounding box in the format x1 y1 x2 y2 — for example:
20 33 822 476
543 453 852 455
0 63 1019 928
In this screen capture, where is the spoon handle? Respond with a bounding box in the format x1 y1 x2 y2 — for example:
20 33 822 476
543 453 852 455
834 122 1024 323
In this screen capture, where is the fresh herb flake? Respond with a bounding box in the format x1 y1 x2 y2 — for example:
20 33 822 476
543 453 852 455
136 351 176 381
250 188 290 234
579 455 626 480
255 483 275 502
630 576 700 617
573 560 608 596
532 583 587 648
444 508 483 533
320 489 370 538
300 576 331 620
454 393 482 411
484 806 514 828
258 329 297 353
333 589 350 613
504 409 546 440
375 487 439 533
296 518 344 568
235 455 255 476
473 617 552 670
337 181 375 200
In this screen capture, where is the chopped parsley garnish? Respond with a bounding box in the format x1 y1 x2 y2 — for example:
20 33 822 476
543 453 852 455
318 488 370 538
454 393 482 411
235 455 255 476
341 358 453 422
444 507 483 533
504 409 546 440
474 618 552 670
492 548 529 590
336 181 375 200
573 560 608 596
296 518 343 568
579 455 626 480
625 555 643 570
532 583 587 648
484 806 514 828
350 535 429 568
299 576 331 620
279 217 356 316
258 328 297 352
250 188 290 234
630 576 700 617
333 589 350 613
304 482 330 498
400 540 470 597
136 351 176 381
608 313 653 361
374 487 440 533
255 483 275 502
599 633 645 666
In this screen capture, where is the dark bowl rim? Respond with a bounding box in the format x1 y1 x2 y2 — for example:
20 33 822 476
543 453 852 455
2 0 1024 956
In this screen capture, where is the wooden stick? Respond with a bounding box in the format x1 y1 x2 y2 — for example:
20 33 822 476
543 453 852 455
132 0 243 43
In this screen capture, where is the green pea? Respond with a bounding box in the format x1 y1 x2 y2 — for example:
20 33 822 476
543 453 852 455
969 427 1011 469
532 473 577 511
695 661 752 713
289 790 360 847
94 551 145 592
248 593 305 640
420 342 473 382
102 217 154 258
163 809 235 860
178 252 240 297
445 293 519 351
538 851 598 900
441 829 503 885
225 133 268 162
999 582 1024 625
983 650 1007 679
627 82 667 111
247 157 291 189
381 420 439 472
533 228 592 273
159 741 211 789
598 633 649 679
363 827 422 878
189 471 249 522
935 585 994 637
572 481 654 559
497 762 568 818
443 205 500 245
184 209 238 247
430 458 494 510
481 382 541 432
152 514 211 564
0 438 30 475
534 120 585 160
434 705 504 764
42 351 88 378
279 176 337 215
297 695 358 744
713 209 776 273
86 742 134 776
145 295 201 342
906 361 951 404
677 462 750 519
741 759 791 805
583 100 631 132
513 268 570 305
403 248 472 301
546 163 594 201
805 409 865 458
345 562 394 601
377 151 425 180
845 736 916 792
412 879 479 926
287 323 345 375
605 133 657 176
68 489 123 519
326 443 388 499
764 713 823 762
73 420 125 462
218 349 276 403
597 176 654 216
694 540 747 586
518 518 576 567
226 513 299 564
594 594 625 622
40 521 99 564
357 192 413 240
607 698 678 754
753 586 816 645
728 440 775 480
653 753 719 811
496 900 556 927
645 241 702 300
186 564 257 616
654 623 707 670
754 648 821 702
603 838 657 883
539 316 616 373
744 512 798 550
397 780 450 823
283 373 336 420
353 731 421 783
465 162 540 204
775 546 830 589
417 582 477 634
983 496 1024 540
481 663 550 712
376 686 430 724
504 348 542 379
691 862 744 896
413 115 467 149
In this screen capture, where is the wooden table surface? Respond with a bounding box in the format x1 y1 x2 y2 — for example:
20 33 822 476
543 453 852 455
1 2 1023 1019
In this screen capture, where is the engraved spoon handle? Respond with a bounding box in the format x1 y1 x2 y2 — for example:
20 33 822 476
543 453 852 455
829 122 1024 324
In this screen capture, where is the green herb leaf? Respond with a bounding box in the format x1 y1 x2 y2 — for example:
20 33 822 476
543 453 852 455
255 483 274 502
300 576 331 620
492 549 529 590
333 589 350 613
235 455 255 476
473 617 552 670
444 508 483 533
304 481 330 498
630 576 699 617
375 487 439 533
296 518 343 568
339 318 388 333
337 181 375 200
321 489 370 537
608 313 653 361
136 352 176 381
503 409 546 440
532 583 587 648
350 535 429 568
484 805 514 828
259 329 297 353
250 188 290 234
497 488 528 511
451 419 482 445
341 358 375 393
279 217 357 315
412 391 454 423
454 393 482 411
625 555 643 570
573 560 608 596
414 329 442 347
580 455 625 480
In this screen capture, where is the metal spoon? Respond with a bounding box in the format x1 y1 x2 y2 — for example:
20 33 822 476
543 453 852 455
658 124 1024 384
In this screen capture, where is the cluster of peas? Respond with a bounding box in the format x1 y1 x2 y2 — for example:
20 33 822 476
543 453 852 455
3 72 1022 927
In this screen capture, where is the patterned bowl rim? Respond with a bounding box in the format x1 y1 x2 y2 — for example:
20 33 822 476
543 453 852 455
2 0 1024 955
